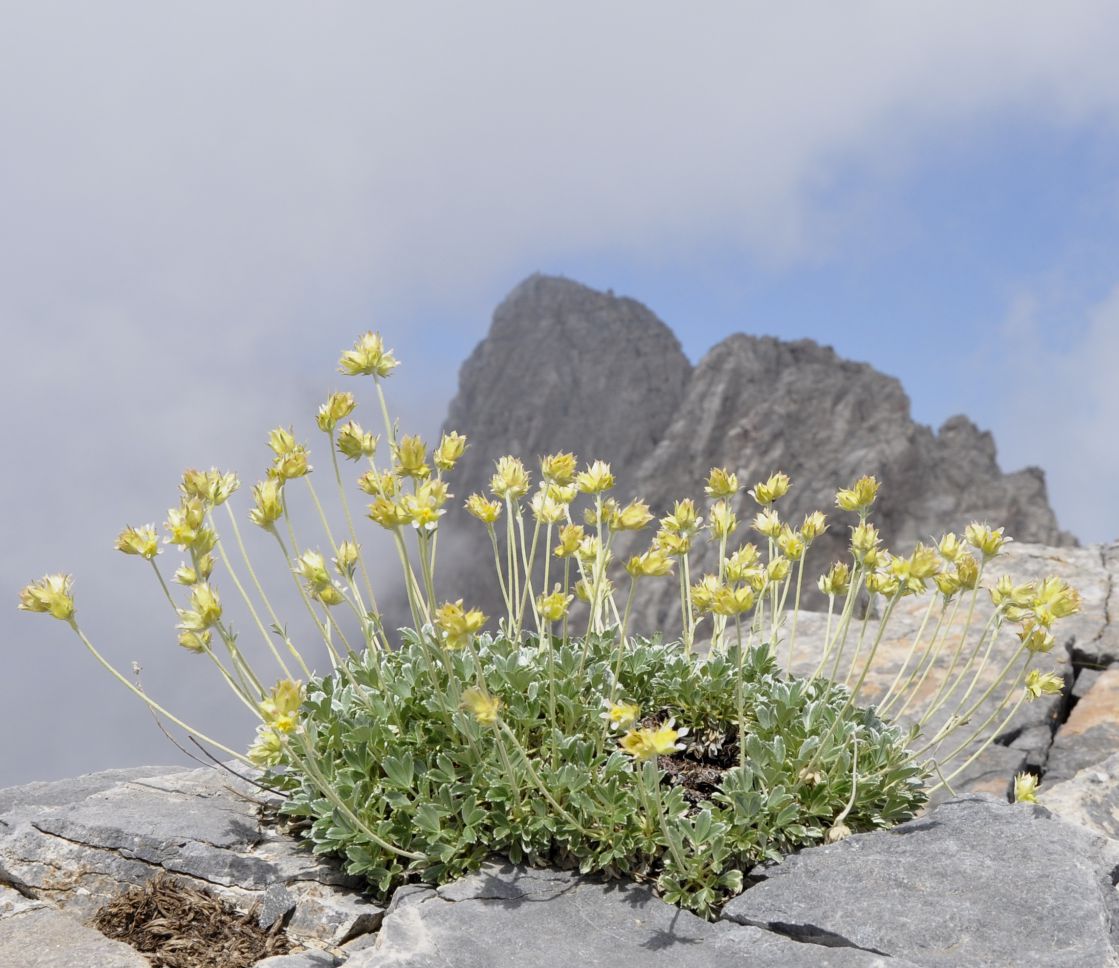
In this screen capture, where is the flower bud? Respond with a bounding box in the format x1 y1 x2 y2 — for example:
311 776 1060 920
434 431 468 472
836 475 880 513
115 525 160 560
18 574 75 621
575 460 615 495
336 422 377 461
705 467 739 498
541 452 577 485
465 493 502 524
316 391 356 433
490 456 530 500
338 331 399 378
749 472 790 506
393 435 430 480
250 479 285 529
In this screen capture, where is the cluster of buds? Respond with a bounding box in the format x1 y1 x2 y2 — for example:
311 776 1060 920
434 600 487 650
295 550 345 606
267 428 311 481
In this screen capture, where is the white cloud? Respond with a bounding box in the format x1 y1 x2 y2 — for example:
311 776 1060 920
991 286 1119 544
5 1 1119 785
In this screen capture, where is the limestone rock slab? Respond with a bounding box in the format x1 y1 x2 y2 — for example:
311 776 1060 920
1047 667 1119 783
722 794 1119 967
0 765 379 946
348 862 918 968
0 903 150 967
1041 750 1119 841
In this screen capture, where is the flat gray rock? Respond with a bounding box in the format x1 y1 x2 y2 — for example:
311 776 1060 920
1041 750 1119 840
1047 667 1119 783
0 765 379 946
347 862 917 968
256 951 340 967
723 794 1119 967
0 902 150 967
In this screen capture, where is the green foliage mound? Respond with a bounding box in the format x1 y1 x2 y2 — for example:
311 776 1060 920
273 631 922 918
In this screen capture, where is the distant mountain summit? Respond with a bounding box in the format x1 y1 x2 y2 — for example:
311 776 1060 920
433 274 1075 624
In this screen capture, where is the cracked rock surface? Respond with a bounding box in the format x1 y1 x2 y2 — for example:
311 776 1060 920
0 764 381 960
722 794 1119 967
347 863 916 967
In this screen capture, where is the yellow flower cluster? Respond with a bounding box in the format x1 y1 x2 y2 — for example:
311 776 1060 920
619 719 688 761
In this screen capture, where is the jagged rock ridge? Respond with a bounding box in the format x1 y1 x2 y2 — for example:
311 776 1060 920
434 274 1074 623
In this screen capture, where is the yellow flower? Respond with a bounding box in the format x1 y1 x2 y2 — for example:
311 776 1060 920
626 549 674 578
18 574 75 621
749 472 790 506
619 719 688 761
316 391 357 432
165 499 205 548
536 587 573 623
938 532 963 562
865 571 900 597
1030 577 1081 626
260 678 304 726
336 422 378 460
1014 772 1039 803
800 511 828 542
906 543 941 580
547 483 578 505
177 629 211 654
268 427 297 458
835 475 880 513
709 500 737 540
249 479 285 529
575 460 615 494
724 544 760 581
174 563 199 586
357 469 397 497
295 550 331 587
180 468 240 506
751 508 782 539
435 600 487 649
402 480 449 532
776 525 805 561
933 572 961 599
965 522 1009 559
661 498 701 535
248 726 285 767
334 541 360 577
190 583 222 627
705 467 739 498
115 525 160 560
394 435 430 480
531 491 566 525
818 561 851 598
462 687 501 725
490 456 530 500
338 331 400 378
270 445 312 481
766 556 791 583
611 499 654 531
434 431 468 472
1024 669 1064 700
691 574 720 612
465 493 502 524
553 523 585 558
368 497 411 530
849 522 881 563
1019 624 1055 654
584 498 616 527
654 529 692 558
955 554 980 591
541 452 577 485
711 584 755 617
601 702 640 731
576 535 603 564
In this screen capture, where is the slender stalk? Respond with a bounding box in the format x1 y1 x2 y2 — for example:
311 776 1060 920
207 512 294 679
223 504 311 678
329 441 381 618
68 619 252 765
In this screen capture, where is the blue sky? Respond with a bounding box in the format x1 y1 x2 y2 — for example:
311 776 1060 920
4 2 1119 787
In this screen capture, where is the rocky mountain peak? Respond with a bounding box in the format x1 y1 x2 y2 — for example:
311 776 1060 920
430 275 1074 622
